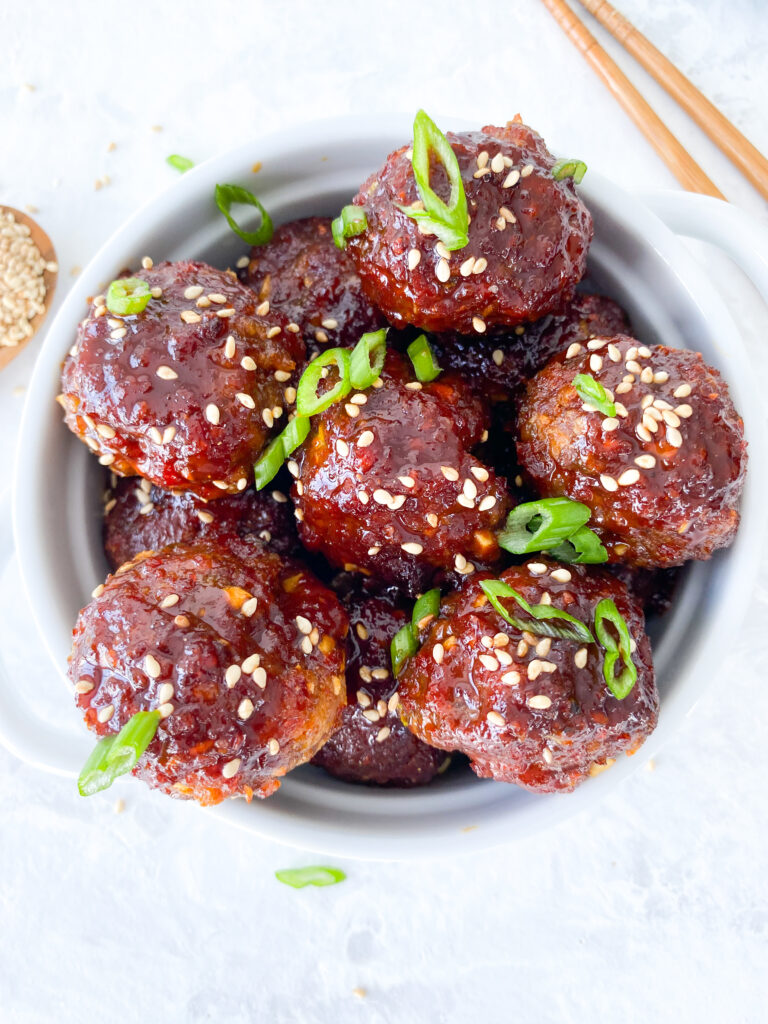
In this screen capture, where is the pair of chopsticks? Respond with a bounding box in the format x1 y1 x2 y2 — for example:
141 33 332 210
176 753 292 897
541 0 768 202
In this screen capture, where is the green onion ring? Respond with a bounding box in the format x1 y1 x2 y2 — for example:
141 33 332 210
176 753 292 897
552 158 588 184
571 373 616 417
78 710 160 797
480 579 594 643
167 154 195 173
331 205 368 249
498 498 592 555
280 415 311 457
412 588 440 633
254 435 287 491
295 348 352 417
391 623 418 677
275 866 346 888
349 329 387 389
105 277 152 317
407 334 442 382
549 525 608 565
215 183 274 246
594 599 638 699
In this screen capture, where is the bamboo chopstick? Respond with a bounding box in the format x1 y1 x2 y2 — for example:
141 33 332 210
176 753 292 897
540 0 725 199
577 0 768 201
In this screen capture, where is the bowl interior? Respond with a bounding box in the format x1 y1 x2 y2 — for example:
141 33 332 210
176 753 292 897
13 119 762 858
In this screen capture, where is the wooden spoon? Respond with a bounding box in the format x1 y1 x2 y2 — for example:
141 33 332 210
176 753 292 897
0 205 58 371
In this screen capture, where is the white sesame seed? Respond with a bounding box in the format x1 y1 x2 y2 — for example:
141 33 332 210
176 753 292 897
432 643 445 665
527 562 547 575
589 354 603 372
615 382 632 395
460 256 476 277
600 474 618 492
602 417 619 431
222 758 240 778
295 615 312 636
158 702 174 719
74 679 94 694
472 316 486 334
147 426 163 445
156 365 178 380
441 466 459 481
486 711 506 727
373 488 392 505
205 403 220 425
426 512 439 527
634 454 656 469
238 699 254 721
344 403 360 417
256 300 270 316
436 258 450 283
408 248 421 270
618 469 640 486
654 371 669 383
197 510 214 524
463 478 478 500
357 490 369 505
97 704 114 723
550 568 572 583
527 694 552 710
144 654 161 678
666 426 683 447
626 360 642 375
636 423 653 443
157 682 174 704
252 667 267 688
335 439 350 457
565 343 583 359
401 542 423 555
479 654 499 671
350 393 367 405
160 594 179 609
435 241 450 259
184 285 204 300
398 475 415 488
521 163 534 177
162 426 176 444
141 256 153 270
502 169 520 188
225 664 242 688
542 747 554 765
181 310 202 324
675 404 693 418
367 546 380 555
456 495 474 509
673 383 692 399
262 408 274 427
492 349 504 366
236 393 255 410
640 366 654 384
588 339 608 351
472 257 488 275
357 430 375 448
607 344 621 362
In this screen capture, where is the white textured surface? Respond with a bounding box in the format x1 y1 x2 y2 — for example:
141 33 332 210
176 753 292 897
1 1 767 1021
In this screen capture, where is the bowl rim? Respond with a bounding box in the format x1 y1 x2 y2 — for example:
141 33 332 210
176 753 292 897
10 114 768 860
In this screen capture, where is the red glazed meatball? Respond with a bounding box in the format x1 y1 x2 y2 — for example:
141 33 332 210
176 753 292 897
516 337 747 566
103 475 299 570
346 120 593 333
292 351 511 594
60 260 305 499
241 216 386 358
397 561 658 792
312 580 447 786
69 538 348 805
431 293 630 402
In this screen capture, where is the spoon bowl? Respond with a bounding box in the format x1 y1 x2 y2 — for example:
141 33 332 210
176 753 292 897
0 205 57 371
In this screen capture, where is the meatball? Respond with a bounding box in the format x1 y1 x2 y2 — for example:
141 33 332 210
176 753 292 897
346 119 593 333
397 562 658 792
103 475 299 570
70 538 348 805
517 337 747 566
431 293 630 402
312 580 446 786
293 351 510 594
60 260 305 499
241 217 386 358
608 564 682 619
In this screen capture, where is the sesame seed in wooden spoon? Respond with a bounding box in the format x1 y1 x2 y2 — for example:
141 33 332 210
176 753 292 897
0 205 58 371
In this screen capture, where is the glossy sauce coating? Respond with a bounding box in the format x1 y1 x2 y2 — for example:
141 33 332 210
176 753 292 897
103 474 299 570
293 351 510 595
397 562 658 792
517 337 747 566
70 538 348 805
312 579 446 786
241 216 386 359
60 260 305 499
346 121 593 333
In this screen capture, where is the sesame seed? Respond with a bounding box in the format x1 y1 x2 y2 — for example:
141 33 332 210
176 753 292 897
486 711 506 726
110 327 127 340
588 339 607 351
574 648 588 669
147 426 163 445
607 344 621 362
456 495 474 509
160 594 179 609
141 256 153 270
426 512 439 527
491 152 506 173
634 454 656 469
640 367 654 384
460 256 476 277
521 163 534 177
618 469 640 486
217 308 236 319
252 667 267 688
96 424 116 439
638 346 652 358
144 654 161 678
265 324 281 337
636 423 653 443
492 349 504 366
234 393 255 411
222 758 241 778
295 615 312 634
358 490 369 505
256 300 270 316
162 426 176 444
156 365 178 381
401 542 423 555
527 694 552 710
542 748 554 765
479 654 499 671
236 255 250 269
441 466 459 481
357 430 375 448
550 568 572 583
408 248 421 270
471 467 490 483
225 664 242 688
362 709 380 723
527 562 546 575
74 680 94 694
286 322 300 333
435 258 450 283
375 727 391 743
97 705 114 723
673 383 691 398
499 205 516 223
433 643 445 665
589 354 603 372
184 285 204 300
262 408 274 427
205 404 220 425
615 382 632 395
157 682 174 704
472 316 486 334
174 615 190 628
344 403 360 417
654 371 669 383
388 692 399 712
373 488 392 505
472 257 488 275
463 478 478 500
602 417 619 431
197 510 214 524
335 439 350 457
666 426 683 447
626 359 642 375
398 475 415 488
238 699 254 721
502 169 520 187
600 474 618 492
565 343 583 359
180 310 201 324
675 404 693 418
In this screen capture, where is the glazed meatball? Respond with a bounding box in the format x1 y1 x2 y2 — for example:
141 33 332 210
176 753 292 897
517 337 747 566
431 293 630 402
397 562 658 792
293 351 510 594
346 119 593 333
312 581 446 786
60 260 305 499
103 475 299 570
241 216 386 359
608 564 681 619
70 538 348 805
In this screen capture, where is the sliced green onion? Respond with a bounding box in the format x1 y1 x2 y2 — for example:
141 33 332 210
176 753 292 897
167 154 195 173
275 866 346 889
391 623 418 677
412 588 440 633
78 710 160 797
331 204 368 249
349 329 387 389
296 348 351 417
254 435 286 490
552 158 588 184
594 599 637 699
549 525 608 564
215 183 274 246
498 498 592 555
397 109 469 251
105 277 152 317
280 415 311 456
480 579 594 643
407 334 442 382
572 373 616 417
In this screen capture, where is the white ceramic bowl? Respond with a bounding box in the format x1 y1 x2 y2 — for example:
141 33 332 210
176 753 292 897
2 116 767 860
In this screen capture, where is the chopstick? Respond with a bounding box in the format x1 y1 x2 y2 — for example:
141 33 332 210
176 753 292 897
577 0 768 202
540 0 725 199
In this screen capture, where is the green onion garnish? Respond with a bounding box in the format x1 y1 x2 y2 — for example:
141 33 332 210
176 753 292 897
280 415 311 456
295 348 352 417
167 154 195 173
105 277 152 317
77 710 161 797
215 183 274 246
480 579 594 643
331 204 368 249
275 866 346 889
412 588 440 632
407 334 442 382
594 599 637 699
572 373 616 417
391 623 418 677
349 329 387 389
397 110 469 251
552 158 588 184
549 525 608 565
498 498 592 555
254 435 287 491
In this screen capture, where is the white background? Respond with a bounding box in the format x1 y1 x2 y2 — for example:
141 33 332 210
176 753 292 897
1 1 767 1021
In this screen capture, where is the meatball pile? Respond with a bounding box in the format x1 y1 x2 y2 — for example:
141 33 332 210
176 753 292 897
60 114 747 808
